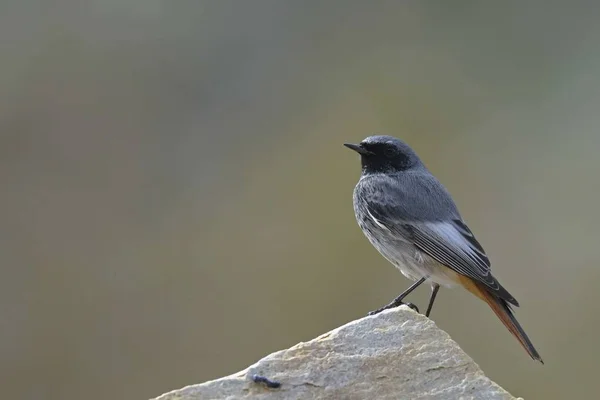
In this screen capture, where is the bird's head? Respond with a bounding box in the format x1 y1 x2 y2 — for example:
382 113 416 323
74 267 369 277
344 135 422 174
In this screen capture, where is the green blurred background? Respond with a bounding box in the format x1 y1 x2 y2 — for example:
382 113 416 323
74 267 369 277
2 1 599 399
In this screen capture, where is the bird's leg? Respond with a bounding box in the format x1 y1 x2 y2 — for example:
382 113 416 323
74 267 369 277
367 277 426 316
425 283 440 317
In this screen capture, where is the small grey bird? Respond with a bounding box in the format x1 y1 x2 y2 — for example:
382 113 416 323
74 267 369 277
345 135 542 363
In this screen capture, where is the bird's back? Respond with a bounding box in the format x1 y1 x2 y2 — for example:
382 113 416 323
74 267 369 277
354 170 461 223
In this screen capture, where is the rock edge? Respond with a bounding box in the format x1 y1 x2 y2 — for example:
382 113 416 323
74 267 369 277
152 306 521 400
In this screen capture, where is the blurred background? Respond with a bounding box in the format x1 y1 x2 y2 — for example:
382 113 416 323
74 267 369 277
2 1 599 399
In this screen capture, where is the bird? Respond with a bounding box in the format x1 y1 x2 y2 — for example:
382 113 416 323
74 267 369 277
344 135 543 363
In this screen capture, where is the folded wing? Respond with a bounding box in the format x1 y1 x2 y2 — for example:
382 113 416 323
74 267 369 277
363 186 519 307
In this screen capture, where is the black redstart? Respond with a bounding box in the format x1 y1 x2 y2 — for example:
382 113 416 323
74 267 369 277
345 135 543 363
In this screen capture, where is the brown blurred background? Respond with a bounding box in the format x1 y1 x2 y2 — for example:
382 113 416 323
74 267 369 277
2 1 599 399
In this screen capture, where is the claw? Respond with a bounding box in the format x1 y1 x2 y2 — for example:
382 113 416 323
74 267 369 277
368 300 413 316
405 302 419 313
367 309 380 316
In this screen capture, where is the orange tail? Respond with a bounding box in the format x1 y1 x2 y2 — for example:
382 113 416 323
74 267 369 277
459 276 543 363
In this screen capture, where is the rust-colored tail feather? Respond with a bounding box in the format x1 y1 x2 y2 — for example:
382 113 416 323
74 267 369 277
459 276 544 363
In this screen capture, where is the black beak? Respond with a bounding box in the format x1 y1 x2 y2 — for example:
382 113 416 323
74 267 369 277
344 143 373 156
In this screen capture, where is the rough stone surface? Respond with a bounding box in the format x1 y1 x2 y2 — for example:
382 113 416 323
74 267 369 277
152 306 520 400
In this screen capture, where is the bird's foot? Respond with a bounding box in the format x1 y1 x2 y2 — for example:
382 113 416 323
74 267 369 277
367 301 419 316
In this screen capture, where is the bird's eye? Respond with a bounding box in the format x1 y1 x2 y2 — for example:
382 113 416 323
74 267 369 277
383 146 396 158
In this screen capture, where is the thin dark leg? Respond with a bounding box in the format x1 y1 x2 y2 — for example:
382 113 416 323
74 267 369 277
368 277 427 316
425 283 440 317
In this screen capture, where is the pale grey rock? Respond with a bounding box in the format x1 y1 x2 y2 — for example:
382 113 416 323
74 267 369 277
152 306 520 400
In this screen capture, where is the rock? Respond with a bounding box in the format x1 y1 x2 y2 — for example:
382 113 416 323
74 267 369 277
152 306 520 400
